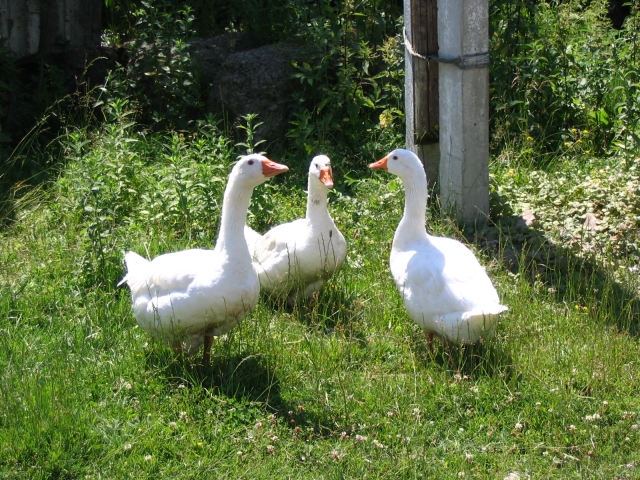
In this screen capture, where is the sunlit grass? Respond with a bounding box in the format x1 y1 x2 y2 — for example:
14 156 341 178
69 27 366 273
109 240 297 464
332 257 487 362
1 123 639 479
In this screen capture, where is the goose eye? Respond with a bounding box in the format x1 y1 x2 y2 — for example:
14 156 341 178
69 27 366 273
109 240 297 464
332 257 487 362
248 160 254 165
393 155 398 160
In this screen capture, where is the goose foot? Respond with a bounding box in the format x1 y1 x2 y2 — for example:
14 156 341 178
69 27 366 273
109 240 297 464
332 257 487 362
203 335 214 365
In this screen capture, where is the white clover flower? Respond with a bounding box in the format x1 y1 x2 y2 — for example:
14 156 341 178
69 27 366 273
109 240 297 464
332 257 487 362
585 413 601 422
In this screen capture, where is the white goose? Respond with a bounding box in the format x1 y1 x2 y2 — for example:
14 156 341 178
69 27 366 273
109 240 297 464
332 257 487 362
369 149 507 345
253 155 347 301
119 154 289 362
244 225 262 260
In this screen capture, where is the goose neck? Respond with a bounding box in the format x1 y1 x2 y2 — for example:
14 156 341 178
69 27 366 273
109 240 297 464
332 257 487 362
215 179 253 257
305 179 329 220
395 173 428 243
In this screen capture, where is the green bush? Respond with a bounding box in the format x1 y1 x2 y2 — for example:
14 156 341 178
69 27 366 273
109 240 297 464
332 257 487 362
103 0 204 130
490 0 640 164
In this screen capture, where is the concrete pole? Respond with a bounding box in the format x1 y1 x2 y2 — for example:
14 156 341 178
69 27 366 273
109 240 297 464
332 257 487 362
404 0 440 190
438 0 490 225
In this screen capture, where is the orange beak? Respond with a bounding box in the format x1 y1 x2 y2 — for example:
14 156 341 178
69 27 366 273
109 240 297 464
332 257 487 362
261 159 289 177
318 168 334 188
369 156 389 171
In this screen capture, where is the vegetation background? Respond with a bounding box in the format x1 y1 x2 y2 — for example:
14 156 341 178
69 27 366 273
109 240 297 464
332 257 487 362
1 0 640 478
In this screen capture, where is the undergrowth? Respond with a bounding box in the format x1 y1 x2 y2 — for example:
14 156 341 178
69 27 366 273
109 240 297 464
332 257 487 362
0 0 639 478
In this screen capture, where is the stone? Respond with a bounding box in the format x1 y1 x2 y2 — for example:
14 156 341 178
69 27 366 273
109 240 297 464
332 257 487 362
206 43 310 144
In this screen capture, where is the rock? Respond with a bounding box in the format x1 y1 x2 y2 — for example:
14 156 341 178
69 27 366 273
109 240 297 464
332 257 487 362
191 34 256 85
207 43 311 144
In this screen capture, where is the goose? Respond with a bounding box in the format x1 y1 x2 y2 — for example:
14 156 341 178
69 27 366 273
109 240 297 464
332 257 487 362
244 225 262 260
253 155 347 302
369 148 507 345
119 154 289 363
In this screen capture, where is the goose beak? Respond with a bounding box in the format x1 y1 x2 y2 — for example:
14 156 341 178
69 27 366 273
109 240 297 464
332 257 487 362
261 159 289 177
369 156 388 171
319 168 334 188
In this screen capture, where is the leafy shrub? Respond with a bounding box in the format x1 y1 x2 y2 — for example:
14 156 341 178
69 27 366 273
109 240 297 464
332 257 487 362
490 0 640 164
103 0 204 130
286 0 404 166
494 155 640 266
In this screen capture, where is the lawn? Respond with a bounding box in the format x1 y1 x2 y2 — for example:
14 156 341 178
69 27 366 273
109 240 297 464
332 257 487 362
1 117 639 479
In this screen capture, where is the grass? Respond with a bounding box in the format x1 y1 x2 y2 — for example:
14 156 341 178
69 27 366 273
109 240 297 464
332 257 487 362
1 120 640 479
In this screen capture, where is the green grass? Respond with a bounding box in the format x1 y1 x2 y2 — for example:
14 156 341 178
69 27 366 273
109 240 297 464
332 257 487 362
1 121 640 479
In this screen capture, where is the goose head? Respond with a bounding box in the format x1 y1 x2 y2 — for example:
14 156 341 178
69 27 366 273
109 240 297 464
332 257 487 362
231 154 289 188
369 149 423 180
309 154 334 189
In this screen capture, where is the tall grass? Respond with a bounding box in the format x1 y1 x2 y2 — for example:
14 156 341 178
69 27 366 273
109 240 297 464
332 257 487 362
1 108 640 477
1 1 639 477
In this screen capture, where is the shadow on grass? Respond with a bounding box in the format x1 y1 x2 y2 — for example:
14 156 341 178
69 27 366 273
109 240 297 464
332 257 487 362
145 348 285 409
287 284 368 337
476 205 640 337
144 345 341 434
410 333 517 380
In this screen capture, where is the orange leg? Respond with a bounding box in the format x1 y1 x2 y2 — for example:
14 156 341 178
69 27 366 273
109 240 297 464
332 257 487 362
171 340 184 359
425 332 434 352
203 335 214 365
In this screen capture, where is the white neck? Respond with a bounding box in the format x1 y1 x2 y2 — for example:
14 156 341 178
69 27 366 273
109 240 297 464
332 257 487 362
215 175 253 259
305 177 330 221
393 170 429 248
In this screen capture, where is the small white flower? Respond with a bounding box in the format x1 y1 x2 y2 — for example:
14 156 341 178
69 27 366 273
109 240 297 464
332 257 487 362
355 435 368 443
144 454 152 461
568 425 576 432
123 443 132 451
179 411 187 420
514 422 523 431
457 472 466 478
465 453 474 462
585 413 601 422
266 445 275 455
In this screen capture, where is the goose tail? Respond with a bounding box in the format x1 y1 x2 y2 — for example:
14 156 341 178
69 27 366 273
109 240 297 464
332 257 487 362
118 251 149 287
